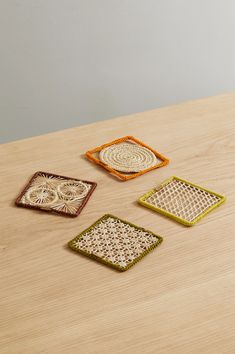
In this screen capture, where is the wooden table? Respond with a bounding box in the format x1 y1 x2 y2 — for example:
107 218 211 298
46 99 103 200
1 93 235 354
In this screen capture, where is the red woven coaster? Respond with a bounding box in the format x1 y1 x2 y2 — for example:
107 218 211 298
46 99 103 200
15 171 97 217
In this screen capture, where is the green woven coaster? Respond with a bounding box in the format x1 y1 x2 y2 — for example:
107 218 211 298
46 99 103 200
138 176 226 226
68 214 163 271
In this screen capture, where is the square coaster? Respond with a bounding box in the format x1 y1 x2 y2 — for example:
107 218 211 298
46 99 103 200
15 171 97 217
85 136 169 181
139 176 226 226
68 214 163 271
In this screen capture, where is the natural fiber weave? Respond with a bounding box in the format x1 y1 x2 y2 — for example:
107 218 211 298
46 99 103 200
99 141 160 173
85 136 169 181
68 214 163 271
57 181 90 200
15 171 97 217
139 176 225 226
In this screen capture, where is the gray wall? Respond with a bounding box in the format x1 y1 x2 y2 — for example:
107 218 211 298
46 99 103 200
1 0 235 143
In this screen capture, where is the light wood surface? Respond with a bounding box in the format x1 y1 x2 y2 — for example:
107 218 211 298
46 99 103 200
1 93 235 354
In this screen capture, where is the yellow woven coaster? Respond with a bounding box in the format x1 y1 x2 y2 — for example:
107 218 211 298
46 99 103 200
138 176 226 226
68 214 163 271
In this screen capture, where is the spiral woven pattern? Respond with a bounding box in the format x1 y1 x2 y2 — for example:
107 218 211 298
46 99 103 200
99 142 159 173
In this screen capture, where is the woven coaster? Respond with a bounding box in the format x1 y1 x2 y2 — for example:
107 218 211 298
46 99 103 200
15 171 97 217
139 176 226 226
85 136 169 181
68 214 163 271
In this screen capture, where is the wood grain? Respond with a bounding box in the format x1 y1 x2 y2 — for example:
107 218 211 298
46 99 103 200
0 93 235 354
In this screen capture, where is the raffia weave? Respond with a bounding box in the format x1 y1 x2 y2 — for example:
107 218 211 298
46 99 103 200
69 214 163 271
16 172 96 217
85 136 169 181
139 177 225 226
99 141 160 173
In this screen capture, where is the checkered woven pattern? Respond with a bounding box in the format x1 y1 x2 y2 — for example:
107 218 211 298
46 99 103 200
146 178 222 223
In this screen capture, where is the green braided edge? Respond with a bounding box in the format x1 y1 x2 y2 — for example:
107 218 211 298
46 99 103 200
138 176 226 226
68 214 163 272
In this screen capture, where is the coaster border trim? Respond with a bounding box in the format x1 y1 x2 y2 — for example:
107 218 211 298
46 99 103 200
138 176 226 226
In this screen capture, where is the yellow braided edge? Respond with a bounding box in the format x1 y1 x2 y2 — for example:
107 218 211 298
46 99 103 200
138 176 226 227
68 214 163 271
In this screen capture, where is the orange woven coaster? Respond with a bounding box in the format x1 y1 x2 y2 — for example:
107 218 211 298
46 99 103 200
85 136 169 181
15 171 97 217
68 214 163 271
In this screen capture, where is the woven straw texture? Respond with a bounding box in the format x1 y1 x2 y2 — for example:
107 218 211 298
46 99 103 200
16 172 96 217
85 136 169 181
139 176 225 226
68 214 163 271
99 141 160 173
